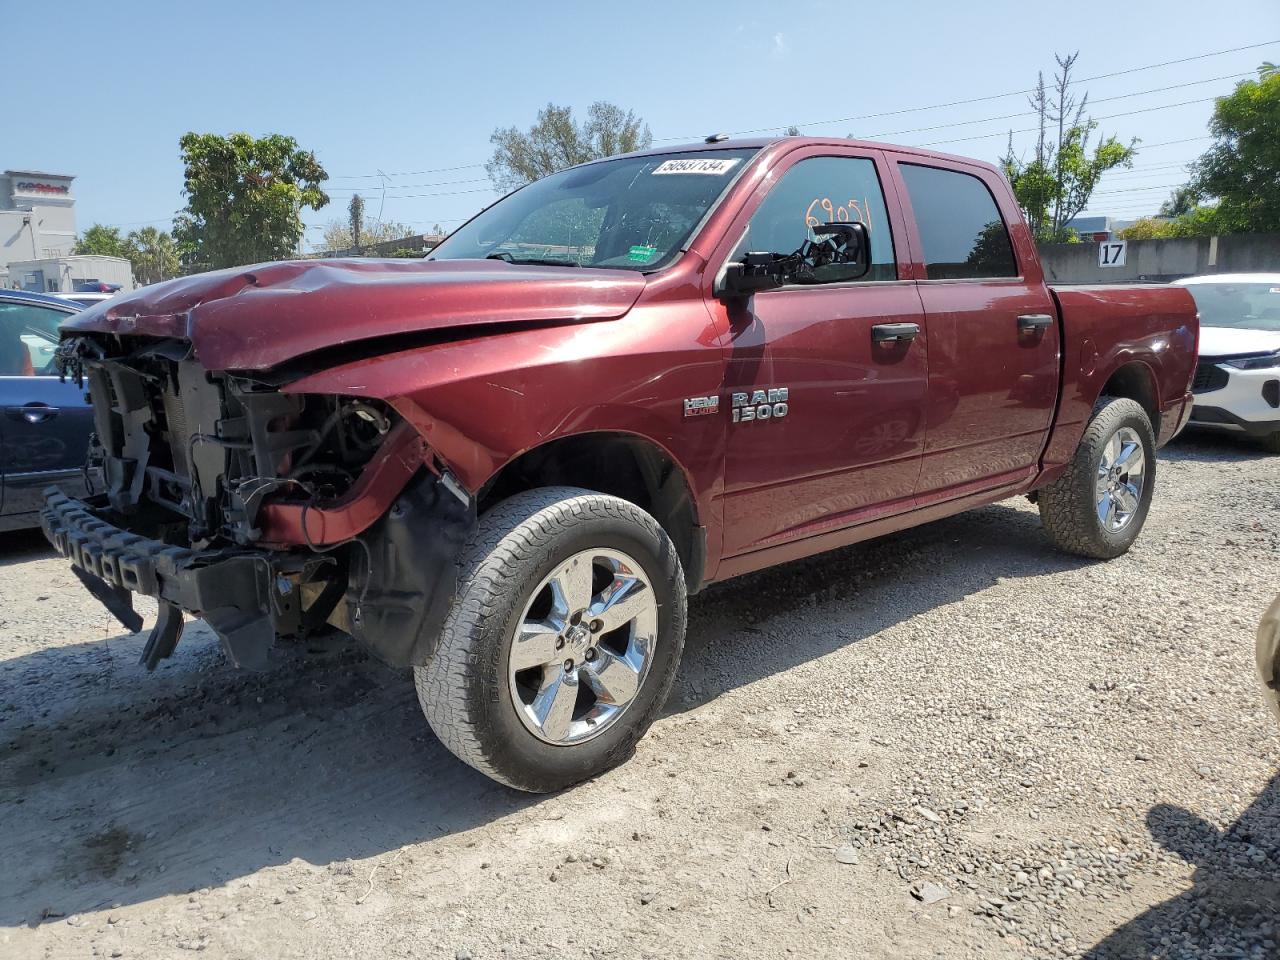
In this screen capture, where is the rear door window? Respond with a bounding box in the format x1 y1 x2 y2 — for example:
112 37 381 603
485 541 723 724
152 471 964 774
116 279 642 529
899 164 1018 280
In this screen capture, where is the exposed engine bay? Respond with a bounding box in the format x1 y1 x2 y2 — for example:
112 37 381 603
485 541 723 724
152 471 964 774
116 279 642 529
45 334 474 671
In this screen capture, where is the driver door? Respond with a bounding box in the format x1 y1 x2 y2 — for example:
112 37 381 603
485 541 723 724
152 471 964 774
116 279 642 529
709 149 929 557
0 296 93 518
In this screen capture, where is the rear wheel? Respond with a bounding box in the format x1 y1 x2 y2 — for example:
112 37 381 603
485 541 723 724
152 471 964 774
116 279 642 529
1038 398 1156 559
416 487 686 792
1261 431 1280 455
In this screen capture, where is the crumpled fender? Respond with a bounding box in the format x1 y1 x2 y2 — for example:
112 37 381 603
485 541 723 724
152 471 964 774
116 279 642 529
281 299 728 525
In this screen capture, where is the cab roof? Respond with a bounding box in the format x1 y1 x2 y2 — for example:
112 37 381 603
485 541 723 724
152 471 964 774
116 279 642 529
613 135 998 173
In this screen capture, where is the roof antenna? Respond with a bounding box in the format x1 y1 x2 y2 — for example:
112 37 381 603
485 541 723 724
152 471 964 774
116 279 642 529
704 133 730 144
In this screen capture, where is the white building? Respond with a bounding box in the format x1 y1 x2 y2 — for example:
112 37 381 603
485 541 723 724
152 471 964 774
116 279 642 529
5 254 134 293
0 169 135 292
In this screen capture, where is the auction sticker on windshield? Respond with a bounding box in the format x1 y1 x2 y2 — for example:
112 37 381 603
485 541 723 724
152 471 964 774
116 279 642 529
652 158 741 175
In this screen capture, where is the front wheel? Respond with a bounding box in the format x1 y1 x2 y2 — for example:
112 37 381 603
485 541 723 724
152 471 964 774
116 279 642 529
1038 398 1157 559
416 487 687 792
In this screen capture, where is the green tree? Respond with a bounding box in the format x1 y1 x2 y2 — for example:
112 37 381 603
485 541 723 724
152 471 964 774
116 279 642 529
173 132 329 271
1159 184 1201 218
1000 53 1138 242
486 101 652 192
1116 217 1176 241
318 218 413 254
123 227 179 285
73 224 128 258
1185 70 1280 233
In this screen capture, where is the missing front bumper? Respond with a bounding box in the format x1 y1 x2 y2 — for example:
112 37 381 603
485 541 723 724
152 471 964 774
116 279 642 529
41 489 282 670
41 469 477 672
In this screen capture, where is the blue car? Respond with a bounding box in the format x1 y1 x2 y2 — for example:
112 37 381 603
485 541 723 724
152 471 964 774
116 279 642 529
0 289 92 531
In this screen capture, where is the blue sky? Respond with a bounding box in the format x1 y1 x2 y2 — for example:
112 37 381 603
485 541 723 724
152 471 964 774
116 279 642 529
10 0 1278 247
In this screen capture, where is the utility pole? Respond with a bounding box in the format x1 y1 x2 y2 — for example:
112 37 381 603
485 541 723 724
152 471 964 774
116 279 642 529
348 194 365 256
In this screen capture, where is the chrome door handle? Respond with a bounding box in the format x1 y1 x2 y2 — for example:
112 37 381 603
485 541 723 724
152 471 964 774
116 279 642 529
5 403 60 424
1018 314 1054 333
871 322 920 344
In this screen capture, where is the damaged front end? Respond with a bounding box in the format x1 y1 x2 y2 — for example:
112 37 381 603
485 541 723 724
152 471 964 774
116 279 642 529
43 334 474 670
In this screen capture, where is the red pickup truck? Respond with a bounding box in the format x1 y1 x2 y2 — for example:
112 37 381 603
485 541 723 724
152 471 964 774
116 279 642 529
47 136 1197 791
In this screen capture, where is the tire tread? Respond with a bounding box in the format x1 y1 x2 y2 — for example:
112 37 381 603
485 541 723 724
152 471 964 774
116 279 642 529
415 487 685 790
1038 397 1154 560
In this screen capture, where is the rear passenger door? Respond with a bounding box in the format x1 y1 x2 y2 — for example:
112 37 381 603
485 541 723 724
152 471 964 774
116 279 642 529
0 297 92 517
890 159 1059 500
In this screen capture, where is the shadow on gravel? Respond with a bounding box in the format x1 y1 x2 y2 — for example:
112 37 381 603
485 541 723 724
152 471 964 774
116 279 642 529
1162 428 1276 464
1 493 1089 926
1084 773 1280 958
0 627 535 927
0 428 1252 927
0 527 54 567
671 497 1091 717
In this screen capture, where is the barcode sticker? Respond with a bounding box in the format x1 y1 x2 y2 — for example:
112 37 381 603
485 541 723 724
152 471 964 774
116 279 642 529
652 158 741 176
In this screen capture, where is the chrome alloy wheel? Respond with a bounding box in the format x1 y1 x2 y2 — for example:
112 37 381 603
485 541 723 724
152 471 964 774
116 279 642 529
1095 427 1146 531
507 548 657 745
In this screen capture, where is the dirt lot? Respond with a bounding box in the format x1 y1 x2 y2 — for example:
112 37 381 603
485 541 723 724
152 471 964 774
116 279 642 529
2 432 1277 960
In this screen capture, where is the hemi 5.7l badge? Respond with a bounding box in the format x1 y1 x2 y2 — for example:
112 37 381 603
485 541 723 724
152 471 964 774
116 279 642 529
683 395 720 417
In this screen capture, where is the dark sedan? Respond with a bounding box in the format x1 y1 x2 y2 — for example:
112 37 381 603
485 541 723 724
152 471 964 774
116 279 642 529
0 289 92 531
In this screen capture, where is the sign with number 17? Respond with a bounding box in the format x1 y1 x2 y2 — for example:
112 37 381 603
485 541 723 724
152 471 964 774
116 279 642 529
1099 241 1127 268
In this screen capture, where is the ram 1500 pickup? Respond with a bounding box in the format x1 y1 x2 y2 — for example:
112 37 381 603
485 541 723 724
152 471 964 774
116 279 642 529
45 136 1198 791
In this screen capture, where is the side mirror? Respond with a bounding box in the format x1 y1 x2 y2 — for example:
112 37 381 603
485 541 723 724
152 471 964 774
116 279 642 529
719 251 784 299
811 221 871 280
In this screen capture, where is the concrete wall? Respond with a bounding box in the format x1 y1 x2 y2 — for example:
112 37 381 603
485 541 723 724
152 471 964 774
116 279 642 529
1039 233 1280 284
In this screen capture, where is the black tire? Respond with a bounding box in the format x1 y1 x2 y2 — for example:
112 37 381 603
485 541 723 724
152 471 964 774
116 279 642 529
1261 432 1280 455
415 487 687 792
1038 397 1157 560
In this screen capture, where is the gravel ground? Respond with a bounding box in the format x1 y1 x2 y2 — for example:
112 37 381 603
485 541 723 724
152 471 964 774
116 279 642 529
1 431 1277 960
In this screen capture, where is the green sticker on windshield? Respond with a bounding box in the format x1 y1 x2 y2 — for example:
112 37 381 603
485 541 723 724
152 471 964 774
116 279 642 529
628 244 658 263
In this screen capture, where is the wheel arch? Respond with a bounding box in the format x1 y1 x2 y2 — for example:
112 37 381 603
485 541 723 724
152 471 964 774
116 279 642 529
478 430 706 592
1098 360 1161 436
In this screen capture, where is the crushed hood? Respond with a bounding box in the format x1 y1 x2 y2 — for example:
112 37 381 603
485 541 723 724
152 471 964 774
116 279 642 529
61 258 647 371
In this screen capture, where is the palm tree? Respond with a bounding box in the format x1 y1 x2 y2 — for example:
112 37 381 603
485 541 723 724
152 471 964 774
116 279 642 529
125 227 180 285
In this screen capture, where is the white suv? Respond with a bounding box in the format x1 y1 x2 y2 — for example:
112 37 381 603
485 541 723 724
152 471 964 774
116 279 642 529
1174 273 1280 452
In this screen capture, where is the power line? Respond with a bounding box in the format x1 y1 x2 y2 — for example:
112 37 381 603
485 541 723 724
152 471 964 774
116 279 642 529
98 217 175 228
350 186 496 202
320 43 1260 197
1100 163 1194 176
912 95 1217 147
861 73 1247 141
329 162 487 181
656 40 1275 141
326 176 490 194
1091 183 1184 196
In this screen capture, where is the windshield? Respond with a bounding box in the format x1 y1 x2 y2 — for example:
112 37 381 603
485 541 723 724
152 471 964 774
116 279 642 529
429 149 758 271
1184 282 1280 331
